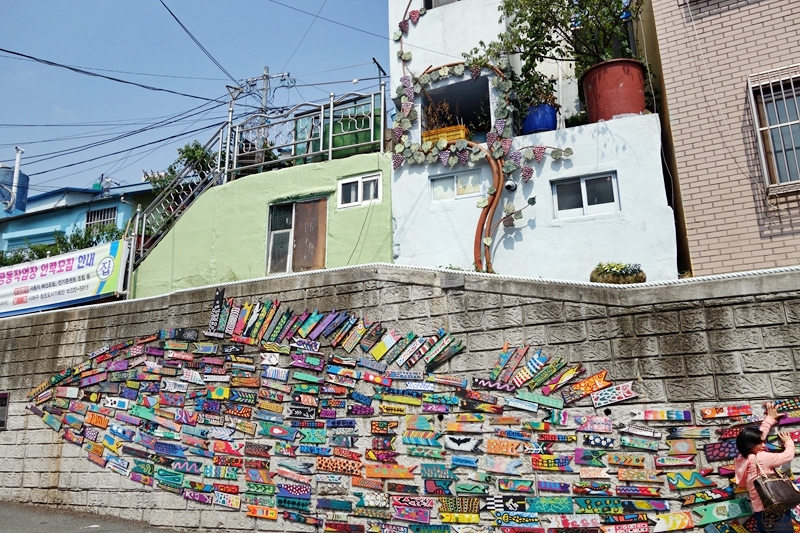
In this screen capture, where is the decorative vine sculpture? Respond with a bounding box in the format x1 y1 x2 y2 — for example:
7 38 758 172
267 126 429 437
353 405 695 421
392 2 573 273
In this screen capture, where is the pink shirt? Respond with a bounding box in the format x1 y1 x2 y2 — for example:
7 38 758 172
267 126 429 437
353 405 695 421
733 416 795 512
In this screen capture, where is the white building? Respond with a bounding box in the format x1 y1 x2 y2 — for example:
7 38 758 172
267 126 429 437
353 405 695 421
388 0 677 281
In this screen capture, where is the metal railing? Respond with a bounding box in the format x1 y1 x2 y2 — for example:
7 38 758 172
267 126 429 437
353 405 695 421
231 85 385 177
131 85 385 268
131 124 226 266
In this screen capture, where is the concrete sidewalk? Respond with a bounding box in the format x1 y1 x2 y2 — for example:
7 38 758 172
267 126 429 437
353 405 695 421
0 501 187 533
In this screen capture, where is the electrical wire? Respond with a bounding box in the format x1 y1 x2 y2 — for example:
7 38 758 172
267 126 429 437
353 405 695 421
26 122 224 177
279 0 329 73
158 0 240 87
266 0 462 60
0 100 227 166
0 114 226 148
0 47 220 102
0 53 228 81
295 62 372 77
27 109 252 188
102 99 229 178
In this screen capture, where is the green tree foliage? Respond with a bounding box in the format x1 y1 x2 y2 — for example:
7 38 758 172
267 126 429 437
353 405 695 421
465 0 642 81
0 223 124 268
144 141 217 192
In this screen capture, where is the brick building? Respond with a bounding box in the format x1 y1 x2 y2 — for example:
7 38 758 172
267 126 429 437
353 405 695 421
649 0 800 275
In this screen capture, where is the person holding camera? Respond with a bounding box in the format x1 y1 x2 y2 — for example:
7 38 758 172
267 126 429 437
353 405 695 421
734 403 796 533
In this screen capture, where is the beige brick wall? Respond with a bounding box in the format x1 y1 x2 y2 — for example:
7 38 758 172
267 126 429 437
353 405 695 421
651 0 800 275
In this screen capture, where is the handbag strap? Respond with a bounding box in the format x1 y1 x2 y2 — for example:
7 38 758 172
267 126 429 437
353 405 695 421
753 455 768 477
752 453 787 480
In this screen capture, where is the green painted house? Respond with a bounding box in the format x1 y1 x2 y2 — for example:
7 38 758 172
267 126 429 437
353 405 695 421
132 152 392 298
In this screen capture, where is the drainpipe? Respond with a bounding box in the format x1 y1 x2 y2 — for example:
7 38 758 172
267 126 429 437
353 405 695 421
6 146 23 213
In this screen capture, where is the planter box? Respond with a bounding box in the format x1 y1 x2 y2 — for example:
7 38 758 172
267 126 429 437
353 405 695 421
422 125 469 144
589 269 647 284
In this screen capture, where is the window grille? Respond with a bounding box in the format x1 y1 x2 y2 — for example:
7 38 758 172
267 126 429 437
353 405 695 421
748 64 800 190
85 207 118 231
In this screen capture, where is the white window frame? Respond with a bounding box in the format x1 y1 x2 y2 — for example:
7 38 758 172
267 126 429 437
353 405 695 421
748 64 800 191
551 173 620 219
338 173 382 209
430 169 483 202
85 206 118 231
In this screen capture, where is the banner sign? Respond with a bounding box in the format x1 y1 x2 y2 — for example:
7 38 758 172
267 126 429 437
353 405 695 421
0 240 127 317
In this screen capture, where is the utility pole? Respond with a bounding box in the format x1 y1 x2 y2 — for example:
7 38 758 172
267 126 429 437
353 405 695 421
261 66 270 114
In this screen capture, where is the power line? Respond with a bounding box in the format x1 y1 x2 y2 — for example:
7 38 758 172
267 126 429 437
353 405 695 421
294 62 372 77
25 110 252 188
0 47 220 101
0 115 226 148
27 123 223 177
280 0 329 73
158 0 239 87
266 0 462 60
1 100 226 165
0 53 228 81
293 76 381 88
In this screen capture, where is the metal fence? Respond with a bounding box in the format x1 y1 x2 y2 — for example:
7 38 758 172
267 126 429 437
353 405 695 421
230 86 385 177
130 86 385 268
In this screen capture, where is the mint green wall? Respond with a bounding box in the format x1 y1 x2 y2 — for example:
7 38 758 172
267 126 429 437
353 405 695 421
132 153 393 298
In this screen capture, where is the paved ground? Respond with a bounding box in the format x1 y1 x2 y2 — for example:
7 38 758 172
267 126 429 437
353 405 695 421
0 502 186 533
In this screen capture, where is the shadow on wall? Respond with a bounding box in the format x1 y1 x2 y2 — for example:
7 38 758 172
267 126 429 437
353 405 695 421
681 0 766 20
740 97 800 240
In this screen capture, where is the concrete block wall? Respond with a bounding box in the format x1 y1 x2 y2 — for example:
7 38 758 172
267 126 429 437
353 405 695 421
651 0 800 275
2 264 800 530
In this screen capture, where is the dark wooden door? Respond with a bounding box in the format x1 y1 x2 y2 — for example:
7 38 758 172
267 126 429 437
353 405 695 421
291 198 327 271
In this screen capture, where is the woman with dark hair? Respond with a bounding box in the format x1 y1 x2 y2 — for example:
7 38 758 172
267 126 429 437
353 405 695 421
734 404 795 533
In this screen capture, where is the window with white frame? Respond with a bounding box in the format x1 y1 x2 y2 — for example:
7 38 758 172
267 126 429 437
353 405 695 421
338 173 381 208
85 207 117 232
552 173 619 219
749 65 800 187
431 170 482 201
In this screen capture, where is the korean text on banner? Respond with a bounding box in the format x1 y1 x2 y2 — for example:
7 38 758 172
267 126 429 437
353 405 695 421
0 240 127 317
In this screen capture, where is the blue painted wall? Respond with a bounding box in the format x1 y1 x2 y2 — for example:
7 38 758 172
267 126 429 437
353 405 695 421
0 184 154 251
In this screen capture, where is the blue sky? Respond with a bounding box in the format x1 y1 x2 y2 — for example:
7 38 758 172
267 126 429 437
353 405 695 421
0 1 390 196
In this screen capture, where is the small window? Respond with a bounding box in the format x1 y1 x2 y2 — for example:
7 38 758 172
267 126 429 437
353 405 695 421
267 199 327 274
749 65 800 187
552 174 619 219
0 392 8 430
424 0 460 8
85 207 117 232
338 173 381 208
431 170 482 201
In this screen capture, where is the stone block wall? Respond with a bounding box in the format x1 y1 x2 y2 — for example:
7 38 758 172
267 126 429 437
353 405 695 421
1 264 800 530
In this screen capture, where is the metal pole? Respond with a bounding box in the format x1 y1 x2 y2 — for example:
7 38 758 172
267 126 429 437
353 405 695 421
379 82 386 153
328 93 335 161
216 125 224 173
222 85 244 184
262 66 270 114
127 204 140 299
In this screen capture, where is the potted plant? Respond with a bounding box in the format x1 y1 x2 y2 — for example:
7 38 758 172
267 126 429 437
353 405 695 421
469 0 647 124
590 262 647 284
513 70 560 134
421 94 469 144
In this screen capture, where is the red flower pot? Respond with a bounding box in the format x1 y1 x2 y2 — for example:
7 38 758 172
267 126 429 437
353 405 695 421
580 59 646 123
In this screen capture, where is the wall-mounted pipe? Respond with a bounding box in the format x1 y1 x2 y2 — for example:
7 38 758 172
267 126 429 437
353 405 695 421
6 146 24 213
